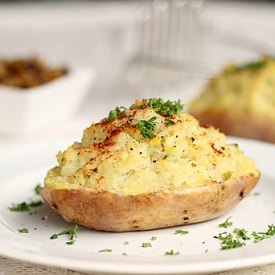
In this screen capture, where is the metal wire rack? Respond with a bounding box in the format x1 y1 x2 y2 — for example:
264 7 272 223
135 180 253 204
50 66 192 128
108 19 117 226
126 0 216 101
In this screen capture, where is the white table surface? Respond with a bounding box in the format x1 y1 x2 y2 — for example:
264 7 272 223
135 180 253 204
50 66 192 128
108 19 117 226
1 1 275 274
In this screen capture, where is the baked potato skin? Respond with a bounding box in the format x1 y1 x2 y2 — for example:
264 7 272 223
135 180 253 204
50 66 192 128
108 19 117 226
192 110 275 143
41 173 258 232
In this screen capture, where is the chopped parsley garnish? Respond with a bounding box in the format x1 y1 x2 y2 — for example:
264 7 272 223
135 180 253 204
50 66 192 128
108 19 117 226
151 236 157 241
8 200 43 212
34 184 42 195
174 229 189 235
164 118 175 126
50 234 58 240
252 224 275 242
215 224 275 249
18 228 29 233
233 228 250 240
9 202 29 212
108 106 125 121
107 99 184 138
147 98 183 117
29 200 43 207
50 224 78 245
218 217 233 228
141 242 152 248
99 248 113 253
131 98 184 117
8 183 44 212
165 249 180 256
214 232 246 250
135 117 157 139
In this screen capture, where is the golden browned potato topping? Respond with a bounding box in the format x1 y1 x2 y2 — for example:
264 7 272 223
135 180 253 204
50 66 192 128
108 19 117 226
45 98 259 195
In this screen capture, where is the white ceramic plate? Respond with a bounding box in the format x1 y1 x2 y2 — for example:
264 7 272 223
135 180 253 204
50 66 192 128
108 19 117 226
0 137 275 274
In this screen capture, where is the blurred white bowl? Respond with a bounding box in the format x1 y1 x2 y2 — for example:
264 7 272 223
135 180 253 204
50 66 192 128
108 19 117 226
0 67 95 136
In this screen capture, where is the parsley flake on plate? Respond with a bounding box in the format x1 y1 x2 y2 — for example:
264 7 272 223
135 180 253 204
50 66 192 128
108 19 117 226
233 228 250 240
98 249 113 253
34 184 42 195
50 224 78 245
141 242 152 248
165 249 180 256
215 224 275 250
8 200 43 212
252 224 275 242
214 232 246 250
18 228 29 233
218 217 233 228
174 229 189 235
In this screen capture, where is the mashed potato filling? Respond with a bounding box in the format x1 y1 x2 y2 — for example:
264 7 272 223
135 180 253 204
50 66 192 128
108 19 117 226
45 99 258 195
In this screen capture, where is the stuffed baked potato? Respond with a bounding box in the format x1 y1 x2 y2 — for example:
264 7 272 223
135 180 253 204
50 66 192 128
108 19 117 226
41 98 260 232
189 57 275 143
